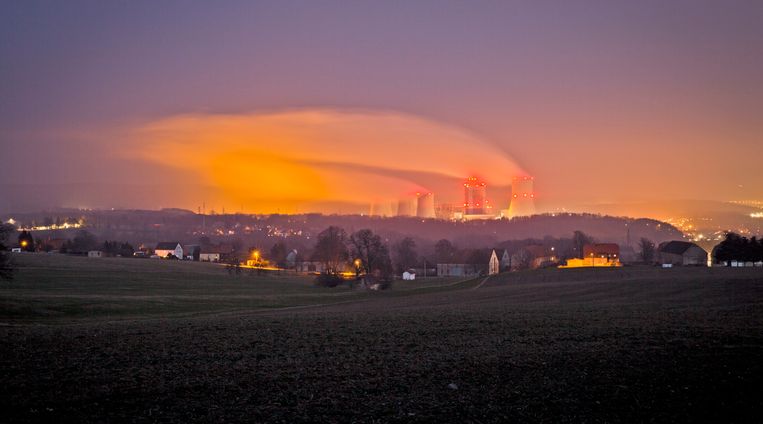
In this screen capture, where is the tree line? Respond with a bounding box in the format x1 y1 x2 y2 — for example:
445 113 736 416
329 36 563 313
714 233 763 264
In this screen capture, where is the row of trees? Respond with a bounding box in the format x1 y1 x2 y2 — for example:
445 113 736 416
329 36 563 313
714 233 763 263
311 226 395 281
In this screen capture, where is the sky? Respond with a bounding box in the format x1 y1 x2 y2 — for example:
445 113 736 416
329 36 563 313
1 0 762 214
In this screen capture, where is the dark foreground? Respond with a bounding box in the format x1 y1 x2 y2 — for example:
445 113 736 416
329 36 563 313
2 267 763 423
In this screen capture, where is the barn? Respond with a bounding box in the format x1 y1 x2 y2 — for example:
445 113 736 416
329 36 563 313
657 241 707 266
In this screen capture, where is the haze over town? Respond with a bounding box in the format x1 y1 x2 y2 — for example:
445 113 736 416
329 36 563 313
2 1 762 219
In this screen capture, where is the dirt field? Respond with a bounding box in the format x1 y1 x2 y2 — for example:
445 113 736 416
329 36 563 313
2 255 763 422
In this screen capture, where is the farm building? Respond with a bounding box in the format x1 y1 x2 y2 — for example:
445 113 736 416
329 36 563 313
560 243 621 268
155 242 183 259
657 241 707 266
436 263 480 277
87 250 103 258
296 261 326 273
199 247 224 262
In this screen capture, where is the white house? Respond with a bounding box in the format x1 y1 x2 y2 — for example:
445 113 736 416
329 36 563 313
88 250 103 258
488 250 500 275
155 242 183 259
402 270 416 280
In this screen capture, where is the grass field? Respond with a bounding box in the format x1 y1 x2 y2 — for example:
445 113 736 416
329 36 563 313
1 254 762 422
0 254 469 322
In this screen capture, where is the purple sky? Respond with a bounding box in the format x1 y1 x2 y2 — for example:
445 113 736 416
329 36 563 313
1 0 762 213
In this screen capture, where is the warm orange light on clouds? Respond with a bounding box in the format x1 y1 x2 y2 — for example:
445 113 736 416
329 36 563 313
127 109 524 213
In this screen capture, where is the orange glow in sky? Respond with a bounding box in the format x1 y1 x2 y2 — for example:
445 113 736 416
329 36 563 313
127 109 524 213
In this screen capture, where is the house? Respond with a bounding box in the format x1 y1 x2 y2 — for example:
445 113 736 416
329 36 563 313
560 243 621 268
87 250 103 258
657 241 707 266
488 250 500 275
402 270 416 280
436 263 480 277
199 249 221 262
286 249 299 268
500 249 511 271
155 242 183 259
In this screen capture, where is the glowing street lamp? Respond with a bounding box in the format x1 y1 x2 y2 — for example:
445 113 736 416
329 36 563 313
354 259 361 278
252 250 260 267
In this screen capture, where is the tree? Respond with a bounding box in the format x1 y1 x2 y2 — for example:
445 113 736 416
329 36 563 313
17 230 34 252
512 248 533 270
70 230 98 252
434 239 458 264
270 241 288 268
0 224 15 280
311 226 348 275
715 232 762 264
392 237 418 274
349 229 393 280
572 231 594 258
639 238 655 263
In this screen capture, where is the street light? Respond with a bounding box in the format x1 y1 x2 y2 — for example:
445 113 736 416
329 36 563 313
354 259 361 278
252 250 260 267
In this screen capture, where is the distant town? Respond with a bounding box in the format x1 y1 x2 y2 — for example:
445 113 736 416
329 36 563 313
3 195 762 287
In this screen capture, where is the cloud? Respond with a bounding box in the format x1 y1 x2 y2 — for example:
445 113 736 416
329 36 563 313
126 108 525 213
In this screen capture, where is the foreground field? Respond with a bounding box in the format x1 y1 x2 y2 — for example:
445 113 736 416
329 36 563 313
0 254 466 322
1 255 763 422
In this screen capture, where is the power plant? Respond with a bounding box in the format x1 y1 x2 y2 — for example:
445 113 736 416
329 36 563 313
507 176 536 217
368 174 537 220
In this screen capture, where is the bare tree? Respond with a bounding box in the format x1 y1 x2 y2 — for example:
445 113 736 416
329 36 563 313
512 248 533 270
639 238 655 263
392 237 418 274
349 229 393 280
311 226 348 275
572 231 594 259
434 239 457 264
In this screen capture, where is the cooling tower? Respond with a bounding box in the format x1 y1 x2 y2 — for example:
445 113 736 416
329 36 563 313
397 196 418 217
463 177 487 215
369 200 396 217
416 192 435 218
507 176 536 217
